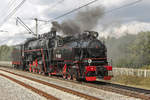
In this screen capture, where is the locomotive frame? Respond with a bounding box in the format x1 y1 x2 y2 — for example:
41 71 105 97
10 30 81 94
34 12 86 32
12 30 113 81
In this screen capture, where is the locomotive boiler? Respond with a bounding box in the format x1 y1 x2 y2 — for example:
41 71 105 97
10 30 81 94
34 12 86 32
12 30 112 81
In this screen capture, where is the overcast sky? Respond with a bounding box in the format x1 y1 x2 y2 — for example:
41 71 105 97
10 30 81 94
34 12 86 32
0 0 149 45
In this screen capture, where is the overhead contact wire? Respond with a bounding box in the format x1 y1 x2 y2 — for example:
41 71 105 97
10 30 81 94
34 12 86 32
0 0 26 28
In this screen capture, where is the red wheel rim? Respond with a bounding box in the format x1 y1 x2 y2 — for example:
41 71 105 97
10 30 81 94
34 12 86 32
29 67 32 72
38 70 41 74
33 68 35 73
63 74 66 79
67 74 72 80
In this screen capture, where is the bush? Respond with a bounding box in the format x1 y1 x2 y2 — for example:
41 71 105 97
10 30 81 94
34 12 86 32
0 45 13 61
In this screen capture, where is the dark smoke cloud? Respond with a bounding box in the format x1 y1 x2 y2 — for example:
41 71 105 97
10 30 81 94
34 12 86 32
51 6 105 35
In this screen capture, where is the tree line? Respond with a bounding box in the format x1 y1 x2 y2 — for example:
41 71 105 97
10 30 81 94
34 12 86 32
0 31 150 68
106 31 150 68
0 45 13 61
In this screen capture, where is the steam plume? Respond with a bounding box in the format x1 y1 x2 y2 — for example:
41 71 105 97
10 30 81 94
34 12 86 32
52 6 105 35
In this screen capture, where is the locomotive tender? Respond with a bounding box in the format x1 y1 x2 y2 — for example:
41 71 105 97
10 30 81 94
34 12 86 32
12 30 112 81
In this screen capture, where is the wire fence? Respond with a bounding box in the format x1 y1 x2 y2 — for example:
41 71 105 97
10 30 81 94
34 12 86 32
0 61 12 67
113 68 150 78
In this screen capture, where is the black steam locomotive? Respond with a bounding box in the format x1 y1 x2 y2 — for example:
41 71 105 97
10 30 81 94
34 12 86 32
12 30 112 81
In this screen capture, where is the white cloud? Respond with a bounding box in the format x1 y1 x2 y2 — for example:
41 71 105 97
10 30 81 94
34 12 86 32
100 0 126 8
96 21 150 37
0 0 149 45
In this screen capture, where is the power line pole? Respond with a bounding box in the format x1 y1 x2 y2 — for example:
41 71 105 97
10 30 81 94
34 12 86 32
33 18 50 38
16 17 36 36
16 17 49 38
34 18 38 38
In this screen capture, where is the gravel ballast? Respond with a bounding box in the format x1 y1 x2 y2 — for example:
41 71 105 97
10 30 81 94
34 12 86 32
0 75 46 100
0 68 142 100
0 70 85 100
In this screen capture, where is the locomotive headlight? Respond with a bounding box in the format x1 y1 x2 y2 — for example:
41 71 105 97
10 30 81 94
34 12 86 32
88 59 92 64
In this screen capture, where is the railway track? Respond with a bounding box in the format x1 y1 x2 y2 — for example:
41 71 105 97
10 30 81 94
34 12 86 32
0 73 59 100
48 75 150 100
1 65 150 100
82 81 150 100
0 67 101 100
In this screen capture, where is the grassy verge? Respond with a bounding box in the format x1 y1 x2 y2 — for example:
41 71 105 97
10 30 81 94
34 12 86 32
111 75 150 90
140 65 150 70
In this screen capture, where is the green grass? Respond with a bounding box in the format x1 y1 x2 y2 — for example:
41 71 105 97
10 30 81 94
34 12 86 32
111 75 150 90
140 65 150 70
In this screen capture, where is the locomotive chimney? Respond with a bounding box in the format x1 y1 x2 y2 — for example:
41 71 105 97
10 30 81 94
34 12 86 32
50 27 57 38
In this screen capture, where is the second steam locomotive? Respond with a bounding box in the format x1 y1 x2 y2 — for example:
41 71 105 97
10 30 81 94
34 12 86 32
12 30 112 81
